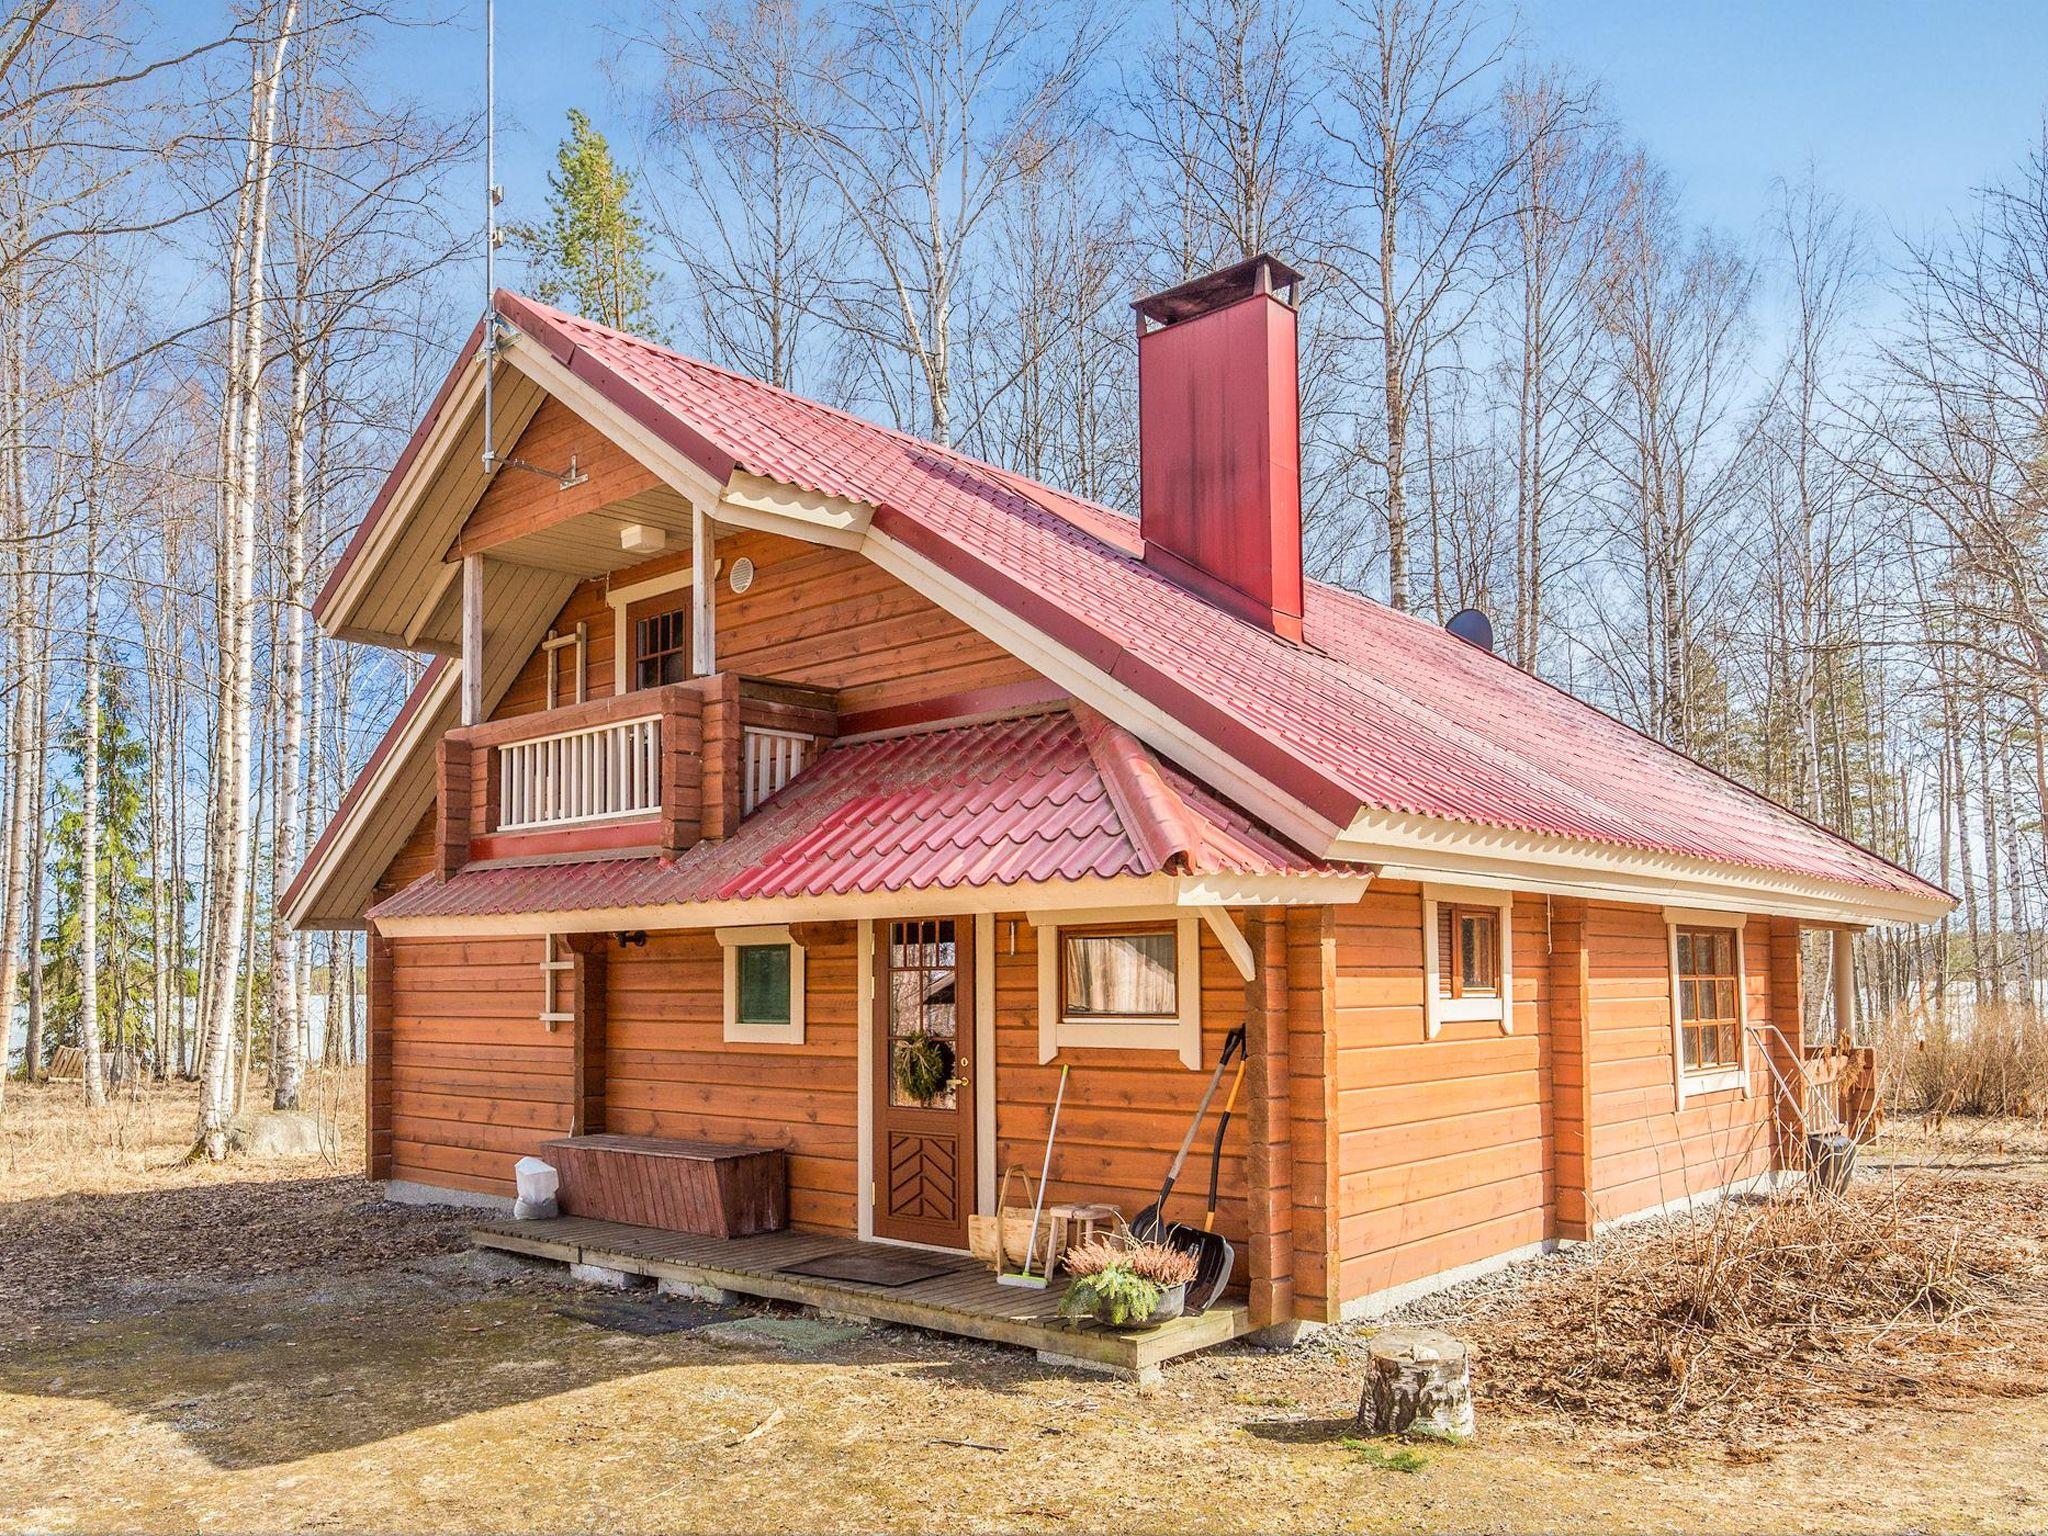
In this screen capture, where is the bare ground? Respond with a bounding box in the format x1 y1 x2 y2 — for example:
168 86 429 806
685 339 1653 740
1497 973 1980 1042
3 1079 2047 1534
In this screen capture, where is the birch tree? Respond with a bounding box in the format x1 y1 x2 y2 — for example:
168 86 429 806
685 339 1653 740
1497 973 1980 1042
198 0 297 1158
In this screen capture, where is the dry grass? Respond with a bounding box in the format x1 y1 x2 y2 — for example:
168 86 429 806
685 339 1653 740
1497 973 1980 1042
1466 1166 2048 1450
0 1067 364 1196
4 1087 2048 1528
1870 1001 2048 1119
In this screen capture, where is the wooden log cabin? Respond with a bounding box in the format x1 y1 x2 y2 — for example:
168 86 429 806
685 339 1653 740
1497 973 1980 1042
285 255 1951 1366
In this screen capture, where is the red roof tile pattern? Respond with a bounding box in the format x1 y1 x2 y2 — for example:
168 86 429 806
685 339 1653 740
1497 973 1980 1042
370 711 1348 922
486 291 1944 906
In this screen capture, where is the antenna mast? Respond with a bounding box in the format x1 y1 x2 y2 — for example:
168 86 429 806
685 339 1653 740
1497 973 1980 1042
480 0 500 473
477 0 583 488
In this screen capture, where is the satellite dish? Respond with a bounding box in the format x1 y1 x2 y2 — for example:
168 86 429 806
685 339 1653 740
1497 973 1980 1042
1445 608 1494 653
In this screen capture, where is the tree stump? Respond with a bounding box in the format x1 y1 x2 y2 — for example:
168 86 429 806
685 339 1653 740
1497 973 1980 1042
1353 1327 1475 1440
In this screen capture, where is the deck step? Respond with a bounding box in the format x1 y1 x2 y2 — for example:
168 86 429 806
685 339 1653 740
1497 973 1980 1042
471 1215 1248 1379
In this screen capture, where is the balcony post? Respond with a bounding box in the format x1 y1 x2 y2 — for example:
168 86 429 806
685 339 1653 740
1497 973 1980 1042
461 552 485 725
692 506 716 677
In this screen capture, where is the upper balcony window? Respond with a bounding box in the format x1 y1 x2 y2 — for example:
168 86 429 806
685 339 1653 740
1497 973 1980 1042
633 604 689 689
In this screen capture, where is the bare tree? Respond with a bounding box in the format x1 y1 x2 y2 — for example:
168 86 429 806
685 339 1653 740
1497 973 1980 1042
1585 151 1752 751
1322 0 1526 610
1490 62 1610 671
639 0 845 394
795 0 1105 443
198 0 298 1159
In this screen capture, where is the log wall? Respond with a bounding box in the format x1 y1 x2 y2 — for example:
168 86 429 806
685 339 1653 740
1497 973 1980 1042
1582 906 1776 1221
385 934 572 1195
1327 882 1551 1306
601 925 861 1233
987 915 1255 1251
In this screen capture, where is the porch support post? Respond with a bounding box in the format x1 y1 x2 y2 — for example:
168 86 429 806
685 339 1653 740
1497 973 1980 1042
365 920 395 1181
1831 927 1856 1042
566 932 609 1136
691 506 716 676
1766 917 1806 1168
1547 897 1594 1241
1243 909 1294 1330
1286 906 1339 1325
460 552 485 725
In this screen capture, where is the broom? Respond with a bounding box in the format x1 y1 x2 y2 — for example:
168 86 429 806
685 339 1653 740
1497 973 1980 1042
998 1062 1070 1288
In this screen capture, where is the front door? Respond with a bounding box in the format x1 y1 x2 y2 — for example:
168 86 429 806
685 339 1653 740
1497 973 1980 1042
872 918 976 1248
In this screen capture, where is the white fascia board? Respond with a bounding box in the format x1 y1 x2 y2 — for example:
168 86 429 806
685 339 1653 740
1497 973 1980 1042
1347 810 1954 927
720 471 873 547
321 362 489 637
373 874 1185 939
370 868 1374 941
282 660 461 932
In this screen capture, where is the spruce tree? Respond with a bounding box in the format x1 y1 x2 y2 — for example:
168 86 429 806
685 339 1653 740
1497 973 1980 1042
41 665 154 1073
514 109 664 336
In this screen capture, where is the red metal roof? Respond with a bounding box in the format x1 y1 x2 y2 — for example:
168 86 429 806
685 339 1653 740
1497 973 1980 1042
370 711 1351 923
476 291 1943 907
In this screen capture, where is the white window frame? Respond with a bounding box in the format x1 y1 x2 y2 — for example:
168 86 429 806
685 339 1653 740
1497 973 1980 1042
1664 906 1751 1104
1422 883 1514 1039
1030 908 1202 1069
716 923 805 1044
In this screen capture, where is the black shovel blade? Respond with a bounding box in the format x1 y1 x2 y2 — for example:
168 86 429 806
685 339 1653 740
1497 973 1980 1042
1128 1201 1168 1244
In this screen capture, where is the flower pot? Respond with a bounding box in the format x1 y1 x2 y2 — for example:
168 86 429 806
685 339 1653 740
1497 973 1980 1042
1095 1280 1186 1330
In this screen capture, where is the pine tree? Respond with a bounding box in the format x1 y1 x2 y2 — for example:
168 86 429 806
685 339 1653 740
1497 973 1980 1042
514 109 663 336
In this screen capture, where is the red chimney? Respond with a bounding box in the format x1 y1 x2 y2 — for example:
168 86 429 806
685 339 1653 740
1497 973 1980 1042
1133 254 1305 642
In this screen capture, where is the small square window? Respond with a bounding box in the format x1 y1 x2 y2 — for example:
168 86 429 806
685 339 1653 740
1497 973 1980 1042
735 944 791 1026
717 925 805 1043
1424 889 1513 1039
1036 912 1202 1069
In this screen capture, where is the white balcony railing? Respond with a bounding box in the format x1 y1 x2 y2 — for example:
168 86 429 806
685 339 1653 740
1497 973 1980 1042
743 726 811 813
497 715 662 831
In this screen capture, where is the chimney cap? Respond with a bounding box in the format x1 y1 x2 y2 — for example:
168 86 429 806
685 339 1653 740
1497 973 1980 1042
1133 253 1304 329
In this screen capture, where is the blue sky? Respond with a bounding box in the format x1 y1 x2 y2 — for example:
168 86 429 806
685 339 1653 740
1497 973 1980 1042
406 0 2048 260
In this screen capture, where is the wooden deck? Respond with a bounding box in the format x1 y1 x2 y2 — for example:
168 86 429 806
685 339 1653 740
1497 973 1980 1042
471 1215 1251 1381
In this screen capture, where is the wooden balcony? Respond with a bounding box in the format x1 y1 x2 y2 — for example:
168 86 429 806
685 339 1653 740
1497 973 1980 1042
434 674 835 871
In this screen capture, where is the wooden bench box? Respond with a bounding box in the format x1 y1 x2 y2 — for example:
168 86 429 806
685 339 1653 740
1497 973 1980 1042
539 1135 788 1236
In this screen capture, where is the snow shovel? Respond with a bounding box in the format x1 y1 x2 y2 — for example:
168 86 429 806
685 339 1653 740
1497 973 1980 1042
1180 1046 1249 1312
1130 1026 1245 1308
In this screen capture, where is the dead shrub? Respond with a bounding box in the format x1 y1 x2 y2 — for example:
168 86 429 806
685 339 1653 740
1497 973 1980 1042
1472 1171 2048 1446
1870 1002 2048 1119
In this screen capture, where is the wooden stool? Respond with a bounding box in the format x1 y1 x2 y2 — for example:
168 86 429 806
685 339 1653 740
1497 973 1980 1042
1049 1202 1121 1256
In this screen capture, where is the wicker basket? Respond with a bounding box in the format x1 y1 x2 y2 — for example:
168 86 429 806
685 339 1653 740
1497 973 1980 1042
968 1166 1065 1272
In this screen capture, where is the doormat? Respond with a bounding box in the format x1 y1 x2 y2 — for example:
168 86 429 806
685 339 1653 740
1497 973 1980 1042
777 1250 969 1288
554 1294 729 1336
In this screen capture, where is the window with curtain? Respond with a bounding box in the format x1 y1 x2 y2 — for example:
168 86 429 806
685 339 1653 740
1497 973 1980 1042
1677 926 1741 1072
1060 926 1178 1020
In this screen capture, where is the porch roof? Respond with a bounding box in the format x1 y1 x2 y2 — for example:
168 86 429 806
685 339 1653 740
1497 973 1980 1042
368 709 1356 928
